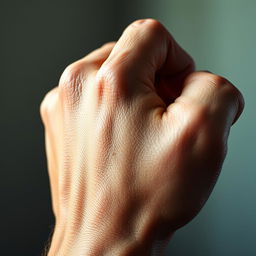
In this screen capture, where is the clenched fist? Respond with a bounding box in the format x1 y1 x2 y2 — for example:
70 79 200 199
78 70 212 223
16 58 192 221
40 19 244 256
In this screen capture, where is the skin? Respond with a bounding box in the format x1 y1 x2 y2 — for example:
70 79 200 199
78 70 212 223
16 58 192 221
40 19 244 256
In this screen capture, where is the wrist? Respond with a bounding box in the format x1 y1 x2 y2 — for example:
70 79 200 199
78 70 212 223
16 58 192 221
48 208 174 256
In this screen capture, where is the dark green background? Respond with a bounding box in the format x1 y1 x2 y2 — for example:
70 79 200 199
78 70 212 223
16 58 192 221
0 0 255 255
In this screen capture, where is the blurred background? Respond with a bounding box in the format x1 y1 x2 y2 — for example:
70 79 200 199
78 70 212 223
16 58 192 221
0 0 255 255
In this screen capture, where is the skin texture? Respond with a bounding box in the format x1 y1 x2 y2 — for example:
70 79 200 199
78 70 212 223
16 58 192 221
40 19 244 256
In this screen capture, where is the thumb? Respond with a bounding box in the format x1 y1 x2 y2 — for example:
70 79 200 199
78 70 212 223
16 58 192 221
165 71 244 137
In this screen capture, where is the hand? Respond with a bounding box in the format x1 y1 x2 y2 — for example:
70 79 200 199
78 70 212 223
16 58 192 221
40 19 244 256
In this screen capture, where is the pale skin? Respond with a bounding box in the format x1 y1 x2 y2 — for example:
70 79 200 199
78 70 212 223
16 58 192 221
40 19 244 255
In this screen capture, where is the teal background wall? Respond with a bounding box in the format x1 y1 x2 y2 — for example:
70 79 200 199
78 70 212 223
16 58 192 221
0 0 255 255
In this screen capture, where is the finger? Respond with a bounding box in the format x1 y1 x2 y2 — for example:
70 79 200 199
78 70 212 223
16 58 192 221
97 19 194 96
58 42 116 103
59 41 116 84
165 72 244 135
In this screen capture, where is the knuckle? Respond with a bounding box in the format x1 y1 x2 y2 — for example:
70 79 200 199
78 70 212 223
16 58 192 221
205 74 242 109
194 71 243 102
133 18 164 30
205 74 241 104
221 82 238 98
40 88 58 123
190 72 242 107
144 18 165 31
59 61 84 86
146 19 166 38
58 61 86 103
130 19 166 39
97 62 120 84
203 73 228 91
96 62 124 101
188 72 228 91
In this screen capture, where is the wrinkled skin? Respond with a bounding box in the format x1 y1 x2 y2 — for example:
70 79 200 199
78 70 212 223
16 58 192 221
40 19 244 255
